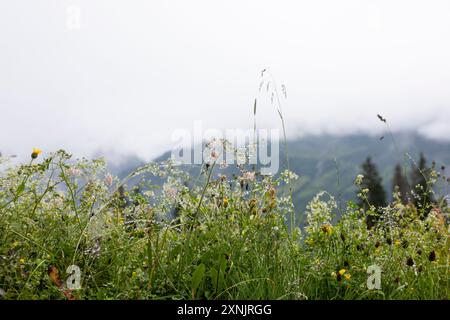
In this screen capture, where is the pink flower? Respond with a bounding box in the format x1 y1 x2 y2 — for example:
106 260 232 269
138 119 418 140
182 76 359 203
243 171 256 181
104 173 113 187
67 167 81 177
210 150 219 161
164 186 178 199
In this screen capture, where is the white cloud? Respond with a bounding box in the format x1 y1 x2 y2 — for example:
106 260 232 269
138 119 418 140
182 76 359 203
1 0 449 161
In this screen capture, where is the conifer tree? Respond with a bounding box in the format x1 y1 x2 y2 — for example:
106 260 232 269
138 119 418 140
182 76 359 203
410 153 435 215
392 163 409 204
357 157 387 228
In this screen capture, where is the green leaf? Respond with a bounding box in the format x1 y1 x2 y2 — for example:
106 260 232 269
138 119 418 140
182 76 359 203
16 181 25 197
191 263 206 293
209 267 218 291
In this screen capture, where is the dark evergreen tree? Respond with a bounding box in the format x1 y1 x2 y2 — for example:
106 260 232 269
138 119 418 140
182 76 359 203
410 153 435 216
392 163 409 204
357 157 387 228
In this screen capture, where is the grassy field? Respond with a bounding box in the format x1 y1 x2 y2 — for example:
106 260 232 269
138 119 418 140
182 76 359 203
0 149 448 300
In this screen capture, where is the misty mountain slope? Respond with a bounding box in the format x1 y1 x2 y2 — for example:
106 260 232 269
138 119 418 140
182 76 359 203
109 132 450 215
284 132 450 212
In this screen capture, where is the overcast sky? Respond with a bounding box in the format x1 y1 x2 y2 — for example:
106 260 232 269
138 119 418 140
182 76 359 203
1 0 450 161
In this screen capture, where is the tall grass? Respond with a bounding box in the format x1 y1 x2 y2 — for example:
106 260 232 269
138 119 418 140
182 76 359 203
0 148 448 300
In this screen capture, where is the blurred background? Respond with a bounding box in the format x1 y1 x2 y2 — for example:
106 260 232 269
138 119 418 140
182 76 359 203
1 0 449 210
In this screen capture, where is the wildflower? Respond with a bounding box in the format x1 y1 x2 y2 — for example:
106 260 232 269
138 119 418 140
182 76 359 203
268 187 276 199
163 181 178 199
242 171 256 181
321 224 333 234
31 148 42 159
406 257 414 267
19 258 25 264
104 173 113 187
68 167 81 176
132 271 137 278
281 170 299 183
428 250 436 262
210 150 219 161
344 273 351 281
223 197 229 208
354 174 364 186
336 269 347 282
394 240 401 246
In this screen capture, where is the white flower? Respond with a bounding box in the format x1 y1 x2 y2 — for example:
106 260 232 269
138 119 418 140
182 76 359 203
163 179 179 199
165 187 178 198
281 170 299 183
67 166 81 177
235 148 247 165
52 197 64 208
354 174 364 186
143 191 155 198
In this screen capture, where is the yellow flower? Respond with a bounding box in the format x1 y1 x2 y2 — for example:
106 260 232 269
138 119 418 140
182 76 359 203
321 224 333 234
223 197 229 208
338 269 346 276
132 271 137 278
31 148 42 159
394 240 401 246
344 273 351 281
19 258 25 264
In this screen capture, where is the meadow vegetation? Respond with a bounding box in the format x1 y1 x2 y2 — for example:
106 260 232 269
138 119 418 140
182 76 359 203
0 147 448 300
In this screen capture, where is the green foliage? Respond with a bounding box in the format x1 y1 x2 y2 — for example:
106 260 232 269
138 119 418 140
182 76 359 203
410 153 435 216
356 157 387 228
392 163 409 204
0 151 448 300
